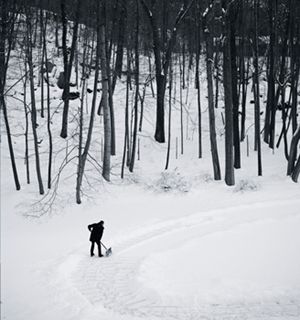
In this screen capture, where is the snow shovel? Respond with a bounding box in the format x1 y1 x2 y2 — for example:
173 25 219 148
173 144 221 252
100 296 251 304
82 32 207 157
100 241 112 257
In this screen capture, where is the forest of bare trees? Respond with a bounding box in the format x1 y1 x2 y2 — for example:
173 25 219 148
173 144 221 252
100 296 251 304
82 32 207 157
1 0 300 207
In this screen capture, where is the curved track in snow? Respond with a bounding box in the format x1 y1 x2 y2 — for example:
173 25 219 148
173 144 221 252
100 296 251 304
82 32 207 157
68 199 300 320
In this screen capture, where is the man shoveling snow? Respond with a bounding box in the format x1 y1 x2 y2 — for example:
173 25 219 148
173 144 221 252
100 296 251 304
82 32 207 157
88 220 112 257
88 220 105 257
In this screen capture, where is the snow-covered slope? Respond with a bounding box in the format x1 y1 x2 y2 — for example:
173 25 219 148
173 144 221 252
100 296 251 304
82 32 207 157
1 23 300 320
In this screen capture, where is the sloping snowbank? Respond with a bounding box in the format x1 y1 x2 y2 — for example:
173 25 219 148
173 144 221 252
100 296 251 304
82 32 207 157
139 214 300 305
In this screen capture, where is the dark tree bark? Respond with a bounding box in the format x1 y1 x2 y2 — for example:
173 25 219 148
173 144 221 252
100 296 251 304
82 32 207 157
140 0 195 143
26 9 44 194
60 0 81 139
287 126 300 177
265 0 277 148
290 5 300 134
23 61 30 184
223 11 235 186
0 0 20 191
121 51 132 179
229 9 241 169
101 1 111 182
42 13 53 189
179 54 184 155
195 0 202 159
39 8 45 119
76 18 101 202
75 37 88 204
291 156 300 183
165 57 173 170
205 28 221 181
253 0 262 176
129 0 140 172
113 0 126 83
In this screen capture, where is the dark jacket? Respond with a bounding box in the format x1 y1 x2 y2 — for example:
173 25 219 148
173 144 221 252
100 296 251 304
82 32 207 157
88 222 104 242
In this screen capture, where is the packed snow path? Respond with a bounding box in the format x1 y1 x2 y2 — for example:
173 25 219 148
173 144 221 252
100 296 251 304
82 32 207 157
58 199 300 320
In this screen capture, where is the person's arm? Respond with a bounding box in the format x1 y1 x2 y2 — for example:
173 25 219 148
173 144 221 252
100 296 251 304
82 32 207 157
99 226 104 239
88 224 94 232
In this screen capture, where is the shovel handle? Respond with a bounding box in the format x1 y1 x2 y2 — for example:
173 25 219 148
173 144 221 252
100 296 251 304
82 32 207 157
100 241 107 250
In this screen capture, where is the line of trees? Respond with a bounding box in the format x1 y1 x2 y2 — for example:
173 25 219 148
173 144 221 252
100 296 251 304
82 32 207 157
1 0 300 208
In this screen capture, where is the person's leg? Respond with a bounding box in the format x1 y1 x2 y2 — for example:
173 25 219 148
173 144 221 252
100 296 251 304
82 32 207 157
90 241 95 256
97 241 103 257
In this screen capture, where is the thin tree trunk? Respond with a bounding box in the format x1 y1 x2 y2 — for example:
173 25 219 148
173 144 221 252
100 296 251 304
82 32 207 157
60 0 81 138
205 30 221 180
129 0 139 172
179 55 184 155
75 41 87 204
76 21 100 202
195 1 202 158
42 14 53 189
287 125 300 176
40 9 45 119
230 14 241 169
0 0 20 190
223 13 235 186
266 0 277 148
101 1 111 182
291 155 300 182
23 62 30 184
165 57 173 170
26 10 44 195
253 0 262 176
121 52 131 179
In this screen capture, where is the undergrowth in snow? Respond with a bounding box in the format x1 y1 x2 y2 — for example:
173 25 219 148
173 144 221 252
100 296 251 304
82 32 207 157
233 179 260 193
148 169 191 193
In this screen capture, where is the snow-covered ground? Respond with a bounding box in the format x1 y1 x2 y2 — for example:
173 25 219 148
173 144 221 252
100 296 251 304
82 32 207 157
1 30 300 319
2 163 300 320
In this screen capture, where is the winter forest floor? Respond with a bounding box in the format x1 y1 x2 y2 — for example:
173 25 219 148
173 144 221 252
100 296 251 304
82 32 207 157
1 26 300 320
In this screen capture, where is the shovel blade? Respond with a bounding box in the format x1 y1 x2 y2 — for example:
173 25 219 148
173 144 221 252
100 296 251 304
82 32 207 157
105 247 112 257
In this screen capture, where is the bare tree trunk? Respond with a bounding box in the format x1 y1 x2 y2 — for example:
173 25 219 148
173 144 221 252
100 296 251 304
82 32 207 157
26 10 44 194
55 13 59 49
179 55 184 155
253 0 262 176
266 0 277 148
291 156 300 182
39 9 45 119
114 1 126 81
60 0 81 138
165 57 173 170
287 125 300 176
290 9 300 134
42 14 53 189
223 13 235 186
23 61 30 184
101 1 111 182
75 40 87 204
138 83 146 132
195 1 202 158
0 0 20 190
230 13 241 169
76 21 101 202
108 67 116 156
129 0 139 172
205 30 221 180
121 51 131 179
214 41 220 110
140 0 195 143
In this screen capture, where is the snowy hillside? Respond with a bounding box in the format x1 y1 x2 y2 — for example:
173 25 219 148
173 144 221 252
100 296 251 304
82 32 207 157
1 5 300 320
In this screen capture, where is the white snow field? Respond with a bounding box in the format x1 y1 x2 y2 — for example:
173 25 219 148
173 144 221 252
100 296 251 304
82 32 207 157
1 34 300 320
2 165 300 320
